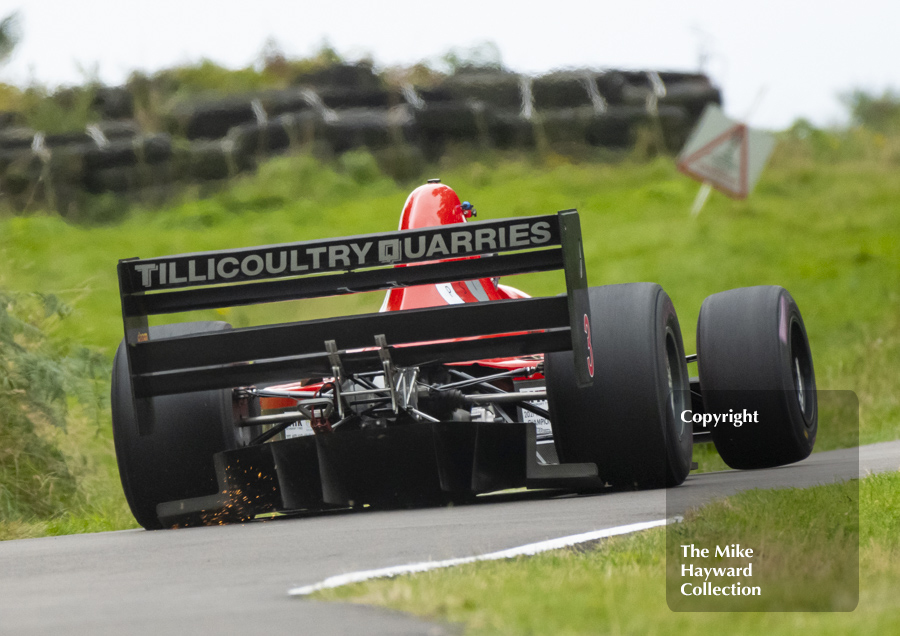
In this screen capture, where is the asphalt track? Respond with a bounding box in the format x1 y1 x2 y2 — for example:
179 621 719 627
0 440 896 635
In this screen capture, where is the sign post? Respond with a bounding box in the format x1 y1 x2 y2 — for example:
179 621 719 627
677 104 775 215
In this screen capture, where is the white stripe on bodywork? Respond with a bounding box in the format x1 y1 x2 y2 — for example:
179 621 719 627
379 279 487 311
435 282 466 304
464 279 490 302
378 289 393 312
288 517 675 596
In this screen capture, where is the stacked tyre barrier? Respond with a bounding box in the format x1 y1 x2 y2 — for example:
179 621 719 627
0 122 175 217
163 68 719 158
0 66 721 217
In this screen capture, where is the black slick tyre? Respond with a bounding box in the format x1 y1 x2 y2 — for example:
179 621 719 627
697 286 817 469
545 283 692 488
111 321 239 529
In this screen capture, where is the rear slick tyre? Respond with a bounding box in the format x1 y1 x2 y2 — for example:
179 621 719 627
545 283 692 489
697 286 817 469
111 321 239 529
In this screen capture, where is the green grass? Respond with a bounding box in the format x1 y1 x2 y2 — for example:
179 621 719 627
0 290 136 539
0 134 898 539
317 471 898 635
0 414 137 541
2 144 897 439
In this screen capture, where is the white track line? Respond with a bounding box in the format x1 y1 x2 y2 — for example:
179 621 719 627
288 518 674 596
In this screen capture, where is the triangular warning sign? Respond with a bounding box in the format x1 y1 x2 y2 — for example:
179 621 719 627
679 124 748 198
677 105 775 200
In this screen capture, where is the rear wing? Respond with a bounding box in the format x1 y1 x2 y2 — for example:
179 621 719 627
117 210 593 412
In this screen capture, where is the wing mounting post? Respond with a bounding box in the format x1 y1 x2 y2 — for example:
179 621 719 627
375 334 398 414
324 340 345 418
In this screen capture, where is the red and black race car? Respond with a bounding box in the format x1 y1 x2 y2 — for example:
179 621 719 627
112 181 818 529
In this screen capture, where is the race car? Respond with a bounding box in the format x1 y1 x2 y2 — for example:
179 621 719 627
112 181 818 529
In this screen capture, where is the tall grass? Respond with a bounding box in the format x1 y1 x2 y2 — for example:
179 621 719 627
0 115 897 538
0 290 133 536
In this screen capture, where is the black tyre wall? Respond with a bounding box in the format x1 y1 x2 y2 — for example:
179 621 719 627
546 283 692 488
697 286 817 469
111 321 238 529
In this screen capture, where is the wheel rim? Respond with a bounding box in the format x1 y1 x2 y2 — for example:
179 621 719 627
665 326 688 439
790 318 815 423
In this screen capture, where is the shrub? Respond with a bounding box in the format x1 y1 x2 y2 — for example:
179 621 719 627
0 290 108 520
843 89 900 134
340 148 383 185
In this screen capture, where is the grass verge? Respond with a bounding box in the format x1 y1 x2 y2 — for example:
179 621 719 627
0 133 897 538
316 471 898 635
2 148 897 442
0 290 135 540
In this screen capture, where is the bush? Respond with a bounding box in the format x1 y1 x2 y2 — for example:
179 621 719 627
0 290 108 520
340 148 382 185
20 86 99 134
843 89 900 134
